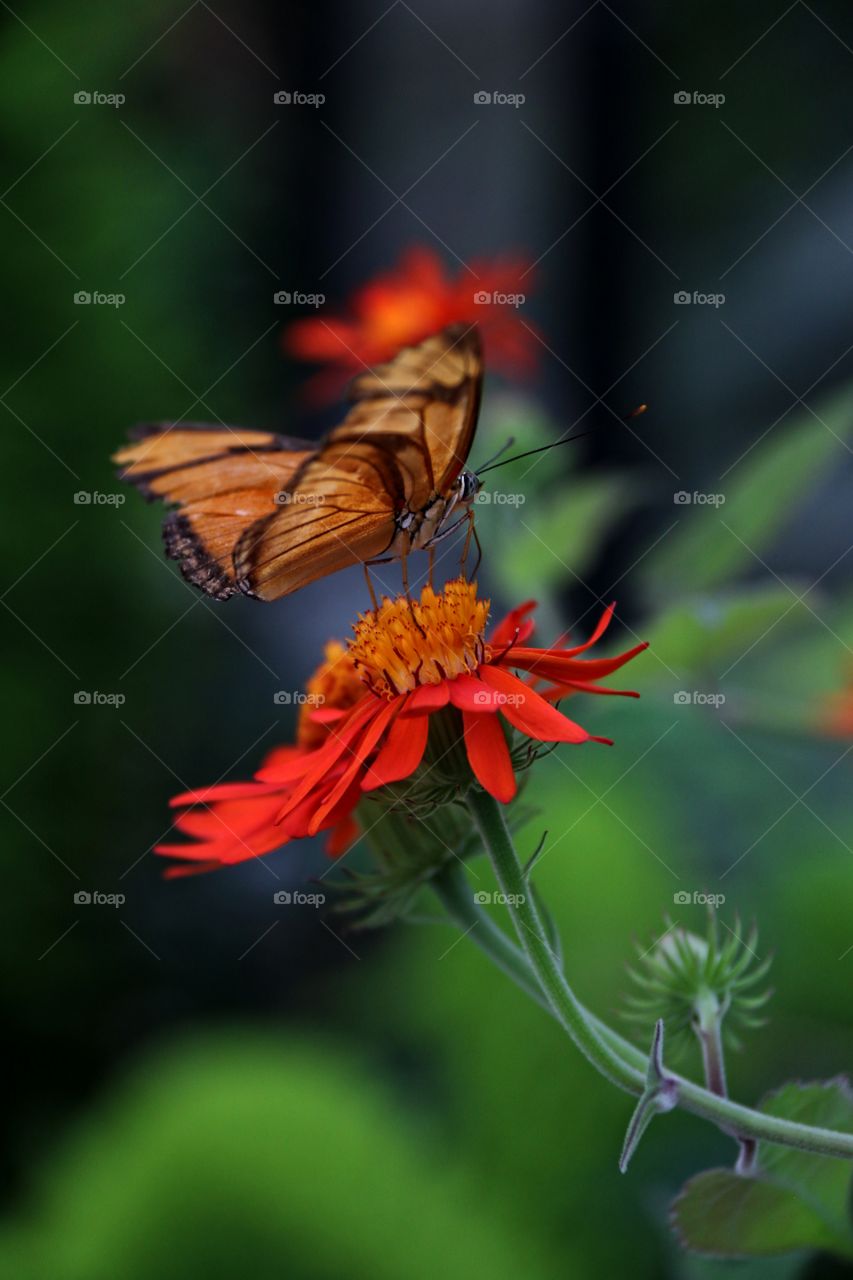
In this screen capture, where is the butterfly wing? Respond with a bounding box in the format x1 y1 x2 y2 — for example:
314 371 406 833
234 323 483 601
114 423 315 599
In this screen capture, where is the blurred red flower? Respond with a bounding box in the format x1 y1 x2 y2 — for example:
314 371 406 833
284 246 539 402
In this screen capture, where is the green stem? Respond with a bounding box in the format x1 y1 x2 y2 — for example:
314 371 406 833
433 862 550 1012
463 786 853 1161
694 993 759 1174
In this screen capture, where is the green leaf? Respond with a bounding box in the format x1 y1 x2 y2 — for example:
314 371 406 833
671 1169 851 1258
758 1078 853 1239
496 474 639 593
642 587 810 679
641 383 853 599
671 1079 853 1260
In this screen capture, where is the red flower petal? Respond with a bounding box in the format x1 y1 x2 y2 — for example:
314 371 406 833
540 680 640 700
489 599 537 648
401 682 450 714
169 779 292 807
448 672 497 711
325 815 360 858
462 710 517 803
307 699 399 833
362 707 430 790
504 641 648 685
270 696 382 817
480 666 591 743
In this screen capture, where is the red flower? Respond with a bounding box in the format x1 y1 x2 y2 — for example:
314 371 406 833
156 642 363 877
263 579 645 831
157 581 646 877
284 246 539 403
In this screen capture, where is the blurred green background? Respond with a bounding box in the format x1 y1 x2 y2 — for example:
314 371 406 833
2 1 853 1276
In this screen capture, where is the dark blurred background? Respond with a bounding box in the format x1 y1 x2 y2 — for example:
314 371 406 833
2 2 853 1277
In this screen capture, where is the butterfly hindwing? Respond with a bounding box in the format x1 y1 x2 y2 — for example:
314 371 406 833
114 423 315 598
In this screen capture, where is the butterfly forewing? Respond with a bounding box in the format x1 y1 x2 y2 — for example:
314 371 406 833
115 324 483 603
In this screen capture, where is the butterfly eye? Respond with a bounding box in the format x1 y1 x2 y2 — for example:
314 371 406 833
460 471 481 503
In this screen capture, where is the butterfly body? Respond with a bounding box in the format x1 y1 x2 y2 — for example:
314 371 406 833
115 324 483 602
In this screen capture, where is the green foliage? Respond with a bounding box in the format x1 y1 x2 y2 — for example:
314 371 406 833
643 588 812 683
640 386 853 600
671 1081 853 1260
0 1034 557 1280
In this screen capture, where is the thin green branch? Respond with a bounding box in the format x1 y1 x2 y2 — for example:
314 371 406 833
460 786 853 1162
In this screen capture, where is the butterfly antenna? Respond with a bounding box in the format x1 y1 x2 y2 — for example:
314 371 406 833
476 437 516 472
476 405 648 476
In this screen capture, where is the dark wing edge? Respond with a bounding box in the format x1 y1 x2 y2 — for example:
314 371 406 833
162 511 239 602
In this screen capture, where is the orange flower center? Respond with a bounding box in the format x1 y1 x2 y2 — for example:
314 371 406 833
297 641 363 750
348 578 490 698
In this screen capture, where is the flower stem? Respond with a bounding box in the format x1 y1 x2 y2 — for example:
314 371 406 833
463 785 853 1161
694 993 758 1174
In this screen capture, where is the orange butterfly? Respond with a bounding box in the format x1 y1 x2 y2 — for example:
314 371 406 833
114 324 483 602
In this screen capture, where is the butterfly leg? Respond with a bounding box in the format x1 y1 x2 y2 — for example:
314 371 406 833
401 551 426 637
470 519 483 578
363 562 379 612
427 546 435 589
460 509 476 573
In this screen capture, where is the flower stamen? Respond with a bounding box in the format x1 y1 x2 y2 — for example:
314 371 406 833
349 577 490 698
